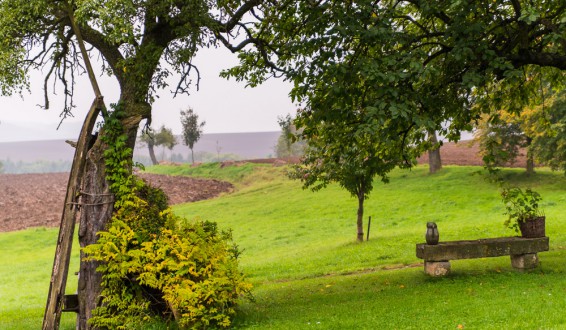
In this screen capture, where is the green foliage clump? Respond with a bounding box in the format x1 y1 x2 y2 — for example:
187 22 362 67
84 103 251 329
472 83 565 176
84 200 252 329
101 103 138 206
474 114 526 170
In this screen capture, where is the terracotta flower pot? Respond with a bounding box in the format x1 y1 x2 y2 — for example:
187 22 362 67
519 216 546 238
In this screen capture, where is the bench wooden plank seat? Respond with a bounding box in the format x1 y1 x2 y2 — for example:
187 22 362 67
416 236 549 276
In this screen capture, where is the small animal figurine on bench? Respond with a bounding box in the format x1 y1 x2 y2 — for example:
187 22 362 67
425 222 439 245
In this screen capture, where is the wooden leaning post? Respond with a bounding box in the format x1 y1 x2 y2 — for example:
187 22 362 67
416 223 549 277
42 97 104 329
42 7 108 330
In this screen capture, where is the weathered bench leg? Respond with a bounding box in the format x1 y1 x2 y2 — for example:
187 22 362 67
511 253 539 270
424 261 451 276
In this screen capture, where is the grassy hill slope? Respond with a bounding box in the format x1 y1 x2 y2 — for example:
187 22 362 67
1 164 565 329
159 164 566 282
155 164 566 329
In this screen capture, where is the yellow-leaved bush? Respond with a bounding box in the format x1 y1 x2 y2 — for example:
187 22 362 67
83 181 252 329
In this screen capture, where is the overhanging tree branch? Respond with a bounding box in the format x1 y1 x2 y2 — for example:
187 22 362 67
510 51 566 70
217 0 263 33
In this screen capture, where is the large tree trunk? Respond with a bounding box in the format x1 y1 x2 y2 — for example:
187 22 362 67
77 140 113 329
191 148 195 164
428 129 442 174
357 191 364 242
77 111 143 329
148 139 158 165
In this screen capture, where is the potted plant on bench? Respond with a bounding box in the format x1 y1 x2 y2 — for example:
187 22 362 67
501 187 545 238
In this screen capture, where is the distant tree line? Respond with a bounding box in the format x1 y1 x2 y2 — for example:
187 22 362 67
0 159 72 174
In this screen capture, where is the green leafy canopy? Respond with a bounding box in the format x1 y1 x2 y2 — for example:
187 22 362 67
0 0 264 119
225 0 566 193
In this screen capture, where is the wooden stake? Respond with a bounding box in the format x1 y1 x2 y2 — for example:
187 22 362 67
66 7 108 117
366 216 371 241
67 10 100 98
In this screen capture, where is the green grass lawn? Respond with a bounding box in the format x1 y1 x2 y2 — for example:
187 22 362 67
0 228 79 329
2 164 566 329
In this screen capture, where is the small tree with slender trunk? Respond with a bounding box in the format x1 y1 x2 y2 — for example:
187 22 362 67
215 140 222 162
155 125 177 161
290 114 415 242
180 108 205 164
277 114 293 157
275 114 305 159
138 129 159 165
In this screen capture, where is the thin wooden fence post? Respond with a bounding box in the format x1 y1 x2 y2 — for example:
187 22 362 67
366 216 372 241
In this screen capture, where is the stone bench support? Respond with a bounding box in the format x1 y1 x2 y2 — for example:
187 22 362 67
416 237 549 276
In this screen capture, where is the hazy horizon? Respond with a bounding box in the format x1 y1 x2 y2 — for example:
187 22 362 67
0 131 281 163
0 46 297 144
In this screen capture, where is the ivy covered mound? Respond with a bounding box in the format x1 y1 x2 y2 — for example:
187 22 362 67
84 178 252 329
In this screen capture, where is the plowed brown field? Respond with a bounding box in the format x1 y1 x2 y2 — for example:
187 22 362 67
0 141 529 232
0 172 232 232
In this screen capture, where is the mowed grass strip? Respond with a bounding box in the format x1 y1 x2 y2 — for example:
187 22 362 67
1 164 565 329
232 258 566 329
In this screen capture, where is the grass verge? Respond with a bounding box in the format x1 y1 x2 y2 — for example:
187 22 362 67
0 228 79 329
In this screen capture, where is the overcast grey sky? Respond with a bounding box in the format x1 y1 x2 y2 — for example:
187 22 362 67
0 46 296 143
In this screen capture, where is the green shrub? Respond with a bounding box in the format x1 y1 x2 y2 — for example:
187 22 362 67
85 105 251 329
83 188 252 329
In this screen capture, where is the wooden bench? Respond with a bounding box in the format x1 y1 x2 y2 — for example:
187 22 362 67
416 236 549 276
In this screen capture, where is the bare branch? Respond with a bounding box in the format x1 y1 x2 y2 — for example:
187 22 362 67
216 0 263 33
172 62 201 97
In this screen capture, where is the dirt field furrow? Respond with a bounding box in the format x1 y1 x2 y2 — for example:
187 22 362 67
0 172 232 232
